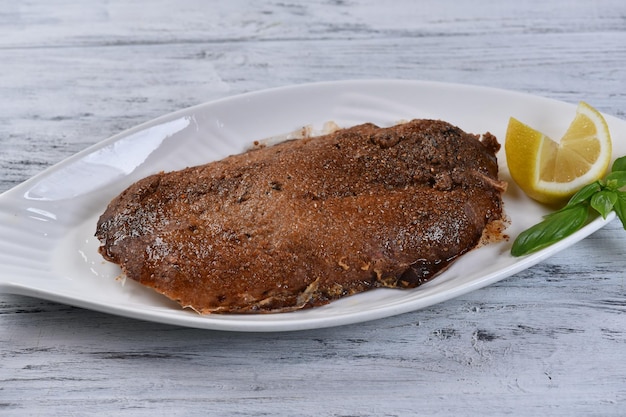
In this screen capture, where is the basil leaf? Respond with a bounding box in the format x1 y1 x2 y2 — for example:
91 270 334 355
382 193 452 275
613 192 626 230
605 171 626 190
612 156 626 173
543 181 598 221
562 181 602 209
590 190 618 219
511 204 589 257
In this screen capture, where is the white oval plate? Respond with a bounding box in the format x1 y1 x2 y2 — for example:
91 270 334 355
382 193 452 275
0 80 622 332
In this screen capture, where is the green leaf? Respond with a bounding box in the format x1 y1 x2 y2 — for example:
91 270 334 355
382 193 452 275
562 181 602 209
590 190 618 219
613 192 626 230
612 156 626 173
542 182 598 222
511 204 589 257
605 171 626 190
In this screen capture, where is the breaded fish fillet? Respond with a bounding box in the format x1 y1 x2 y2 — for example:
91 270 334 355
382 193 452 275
96 119 506 313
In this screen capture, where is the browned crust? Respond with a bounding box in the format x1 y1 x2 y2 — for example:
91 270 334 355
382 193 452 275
96 119 505 314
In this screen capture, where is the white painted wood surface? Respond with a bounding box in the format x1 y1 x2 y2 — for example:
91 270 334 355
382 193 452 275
1 1 625 415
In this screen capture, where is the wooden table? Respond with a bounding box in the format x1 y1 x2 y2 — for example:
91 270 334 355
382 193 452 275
1 1 625 415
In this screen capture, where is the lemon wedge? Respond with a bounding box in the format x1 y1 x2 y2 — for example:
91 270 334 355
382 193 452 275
505 101 612 205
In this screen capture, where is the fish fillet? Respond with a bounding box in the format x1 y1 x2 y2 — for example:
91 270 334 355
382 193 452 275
96 119 506 313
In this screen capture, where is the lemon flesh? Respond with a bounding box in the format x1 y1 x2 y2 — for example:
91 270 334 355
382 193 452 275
505 102 611 206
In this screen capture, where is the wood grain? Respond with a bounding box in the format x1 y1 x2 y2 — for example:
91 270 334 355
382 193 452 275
1 0 625 415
